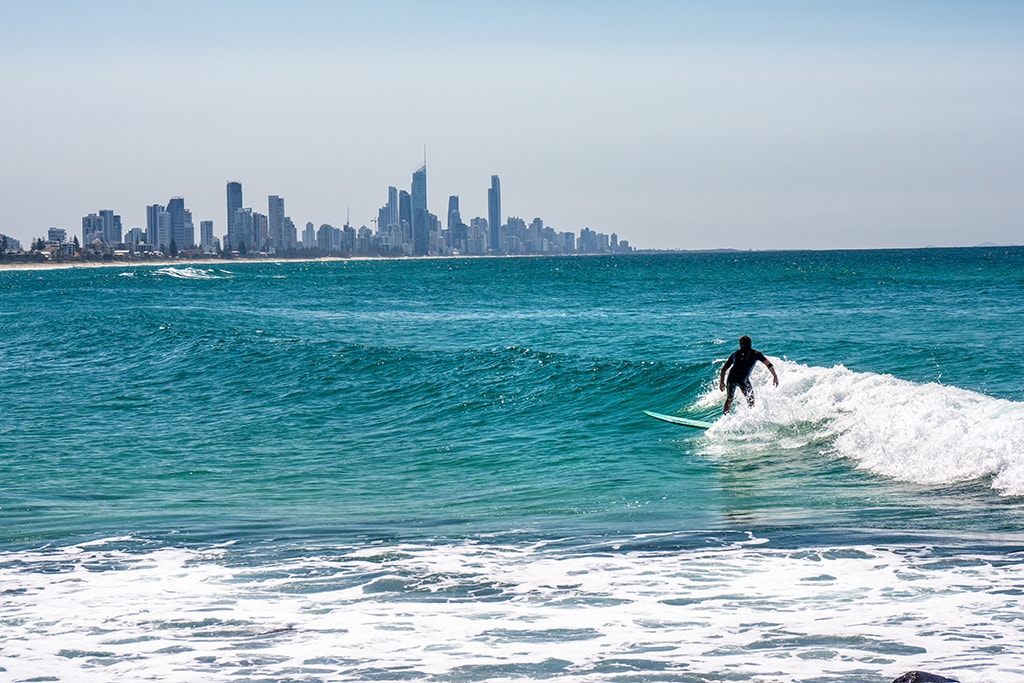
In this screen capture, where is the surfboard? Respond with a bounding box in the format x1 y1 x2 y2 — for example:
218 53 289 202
643 410 714 430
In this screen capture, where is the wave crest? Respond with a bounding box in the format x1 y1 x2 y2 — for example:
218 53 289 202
153 266 227 280
698 360 1024 495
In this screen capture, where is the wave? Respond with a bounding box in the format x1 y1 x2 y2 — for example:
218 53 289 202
694 360 1024 496
2 535 1020 682
153 266 228 280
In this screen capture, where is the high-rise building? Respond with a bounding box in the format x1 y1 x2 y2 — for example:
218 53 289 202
82 213 103 245
411 164 428 256
316 223 340 252
0 234 21 252
156 209 172 251
146 204 164 246
469 217 488 256
47 228 67 243
506 216 527 254
200 220 214 250
302 221 316 249
488 175 501 253
376 186 401 253
447 195 460 231
226 182 242 241
183 209 195 250
99 209 122 245
254 212 268 251
399 190 411 254
386 186 399 229
268 195 285 251
125 228 145 248
447 195 468 253
166 197 187 250
232 208 253 252
283 217 296 251
528 217 544 253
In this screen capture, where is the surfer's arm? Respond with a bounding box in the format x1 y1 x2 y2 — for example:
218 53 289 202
763 359 779 386
718 361 729 391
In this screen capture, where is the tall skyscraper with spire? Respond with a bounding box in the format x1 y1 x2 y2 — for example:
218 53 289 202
411 163 428 256
488 175 501 253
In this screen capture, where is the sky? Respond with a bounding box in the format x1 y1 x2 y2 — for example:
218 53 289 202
1 0 1022 251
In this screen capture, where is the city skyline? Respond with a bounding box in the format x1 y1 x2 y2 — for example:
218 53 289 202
2 2 1022 250
8 162 632 258
4 159 634 256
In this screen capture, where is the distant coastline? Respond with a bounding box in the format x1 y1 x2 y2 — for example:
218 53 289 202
0 255 341 272
2 243 1018 273
0 252 619 273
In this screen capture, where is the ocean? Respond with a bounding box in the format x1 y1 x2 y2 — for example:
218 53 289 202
2 248 1023 683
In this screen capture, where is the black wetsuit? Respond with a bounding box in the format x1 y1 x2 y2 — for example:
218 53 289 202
724 348 769 399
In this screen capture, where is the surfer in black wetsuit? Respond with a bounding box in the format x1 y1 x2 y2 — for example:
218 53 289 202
719 335 779 413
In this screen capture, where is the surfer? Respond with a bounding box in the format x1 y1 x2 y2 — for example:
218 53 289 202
719 335 778 413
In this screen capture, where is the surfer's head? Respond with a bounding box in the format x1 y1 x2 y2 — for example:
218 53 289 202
739 335 752 349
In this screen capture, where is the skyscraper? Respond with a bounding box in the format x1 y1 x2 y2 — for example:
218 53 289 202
268 195 285 251
386 186 399 230
99 209 122 245
399 190 411 254
166 197 186 250
448 195 467 253
156 209 171 251
283 217 296 251
302 221 316 249
146 204 164 246
488 175 501 253
82 213 103 245
200 220 214 250
376 186 400 253
182 208 195 250
447 195 460 232
253 212 268 252
233 208 253 253
411 164 428 256
226 181 242 243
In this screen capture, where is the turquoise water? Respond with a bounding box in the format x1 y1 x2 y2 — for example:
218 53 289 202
2 249 1024 682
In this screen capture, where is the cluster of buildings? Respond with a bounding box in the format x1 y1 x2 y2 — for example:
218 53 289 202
2 164 633 260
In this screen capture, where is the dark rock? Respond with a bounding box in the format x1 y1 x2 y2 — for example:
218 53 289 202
892 672 959 683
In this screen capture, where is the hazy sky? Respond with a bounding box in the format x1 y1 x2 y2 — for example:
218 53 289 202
2 0 1022 250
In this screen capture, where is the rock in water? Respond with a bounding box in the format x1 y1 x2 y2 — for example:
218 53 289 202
892 672 959 683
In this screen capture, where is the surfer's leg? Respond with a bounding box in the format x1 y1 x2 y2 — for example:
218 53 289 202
742 381 755 407
724 383 737 413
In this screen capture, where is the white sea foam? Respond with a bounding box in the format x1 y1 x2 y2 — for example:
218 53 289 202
696 360 1024 496
1 537 1022 682
153 266 226 280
